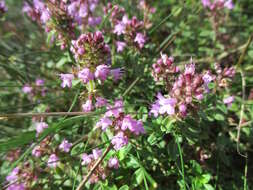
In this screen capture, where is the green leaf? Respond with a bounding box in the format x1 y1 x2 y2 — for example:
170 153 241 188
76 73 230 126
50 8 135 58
119 185 129 190
134 168 144 185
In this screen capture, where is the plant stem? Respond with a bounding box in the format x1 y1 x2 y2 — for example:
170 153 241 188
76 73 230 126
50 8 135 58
76 144 112 190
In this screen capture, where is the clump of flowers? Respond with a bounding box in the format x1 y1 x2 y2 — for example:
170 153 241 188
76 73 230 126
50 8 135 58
60 31 123 112
22 78 47 101
67 0 101 27
96 99 145 150
5 162 37 190
202 0 234 10
150 53 235 118
78 99 145 184
70 31 111 66
0 0 7 15
104 3 147 50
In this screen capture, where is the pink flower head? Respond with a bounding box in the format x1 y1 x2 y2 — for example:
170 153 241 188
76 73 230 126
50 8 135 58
202 0 211 7
150 101 160 118
22 84 33 94
110 68 124 81
224 0 234 9
36 122 48 134
7 183 25 190
184 63 195 75
105 99 124 118
81 153 93 165
108 157 119 169
47 154 59 168
134 33 146 48
95 64 110 82
111 132 128 150
96 117 112 131
32 146 41 157
113 22 126 35
223 96 234 107
6 167 19 182
82 99 93 112
116 41 126 52
78 68 94 84
157 93 177 115
59 139 72 153
35 78 45 86
0 1 7 12
60 74 74 88
95 97 108 108
121 115 145 135
92 148 102 160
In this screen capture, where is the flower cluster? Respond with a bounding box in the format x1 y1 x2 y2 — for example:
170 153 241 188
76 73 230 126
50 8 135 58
23 0 75 49
81 149 120 184
214 63 235 88
22 78 47 100
150 54 236 117
60 31 123 91
67 0 101 27
70 31 111 66
6 163 37 190
23 0 50 24
96 99 145 150
0 0 7 15
202 0 234 10
104 3 146 50
138 0 156 29
151 53 179 82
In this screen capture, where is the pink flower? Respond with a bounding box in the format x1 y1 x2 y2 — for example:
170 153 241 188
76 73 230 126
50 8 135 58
35 78 45 86
134 33 146 48
78 68 94 83
95 65 110 82
113 22 126 35
116 41 126 52
36 122 48 134
95 97 108 108
111 132 128 150
82 99 93 112
179 104 187 116
202 0 211 7
0 1 7 12
7 183 25 190
59 139 72 153
92 148 103 160
47 154 59 168
105 100 124 118
22 84 32 94
81 153 93 165
108 157 119 169
60 74 74 88
224 0 234 9
32 146 41 157
121 115 145 135
184 63 195 75
96 117 112 131
158 93 177 115
223 96 234 107
150 101 160 118
6 167 19 182
110 68 124 81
